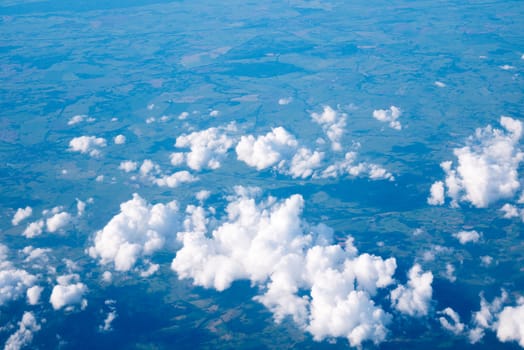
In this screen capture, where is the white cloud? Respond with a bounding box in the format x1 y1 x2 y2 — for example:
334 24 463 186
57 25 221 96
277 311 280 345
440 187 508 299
430 116 524 208
46 212 71 233
311 106 347 151
500 203 520 218
153 171 197 188
22 220 44 238
0 246 37 306
236 127 299 170
500 65 515 70
469 290 508 344
321 152 394 181
444 263 456 282
12 207 32 226
439 307 465 335
174 125 236 171
119 161 138 173
49 274 87 310
114 134 126 145
68 136 107 157
278 97 292 105
435 81 446 88
88 194 181 272
428 181 445 205
496 299 524 348
171 187 397 347
390 264 433 317
26 285 43 305
3 312 40 350
372 106 402 130
100 310 117 332
453 230 481 244
287 148 324 179
480 255 493 267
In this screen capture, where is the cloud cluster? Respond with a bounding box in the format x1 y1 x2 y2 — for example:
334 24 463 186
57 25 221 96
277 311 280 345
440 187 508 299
311 106 347 151
22 207 72 238
119 159 197 189
88 194 181 272
69 136 107 157
49 274 87 310
0 245 37 306
497 299 524 348
3 312 40 350
372 106 402 130
173 124 236 171
390 264 433 317
428 117 524 208
438 307 465 335
172 187 398 347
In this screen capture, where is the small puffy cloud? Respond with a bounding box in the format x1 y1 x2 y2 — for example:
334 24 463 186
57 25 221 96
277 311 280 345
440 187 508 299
114 134 126 145
153 171 197 188
278 97 292 105
430 116 524 208
67 114 94 126
500 203 520 218
26 285 43 305
4 312 40 350
444 263 456 282
428 181 445 205
372 106 402 130
236 127 298 170
46 212 71 233
23 220 44 238
172 187 397 347
69 136 107 157
287 148 324 179
0 246 37 306
311 106 346 151
49 274 87 310
434 81 446 88
496 299 524 348
453 230 481 244
100 310 117 332
209 110 219 117
469 290 509 344
174 125 236 171
500 65 515 70
119 161 138 173
12 207 32 226
390 264 433 317
88 194 181 271
439 307 465 335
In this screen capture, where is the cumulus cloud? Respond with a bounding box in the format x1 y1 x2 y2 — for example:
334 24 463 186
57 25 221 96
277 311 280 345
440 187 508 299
390 264 433 317
100 310 117 332
69 136 107 157
453 230 481 244
496 299 524 348
428 181 445 205
22 220 44 238
3 312 40 350
12 207 32 226
26 285 43 305
67 114 94 126
469 290 508 344
236 127 299 170
311 106 347 151
174 124 236 171
172 187 398 347
49 274 87 310
153 171 197 188
0 245 37 306
88 194 181 271
439 307 465 335
429 117 524 208
46 212 71 233
114 134 126 144
321 152 394 181
119 161 138 173
372 106 402 130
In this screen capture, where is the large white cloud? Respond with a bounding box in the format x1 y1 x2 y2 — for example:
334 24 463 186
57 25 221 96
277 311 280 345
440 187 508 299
88 194 181 271
428 116 524 208
49 274 87 310
469 290 508 344
311 106 347 151
68 136 107 157
171 187 397 347
3 312 40 350
496 299 524 348
390 264 433 317
174 124 236 171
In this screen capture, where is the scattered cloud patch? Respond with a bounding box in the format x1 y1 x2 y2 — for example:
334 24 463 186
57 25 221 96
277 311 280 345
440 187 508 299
119 161 138 173
311 106 347 150
67 115 94 126
278 97 293 105
497 299 524 348
46 211 71 233
114 135 126 144
49 274 87 310
0 245 37 306
439 307 465 335
3 312 40 350
26 286 43 305
434 81 446 88
372 106 402 130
